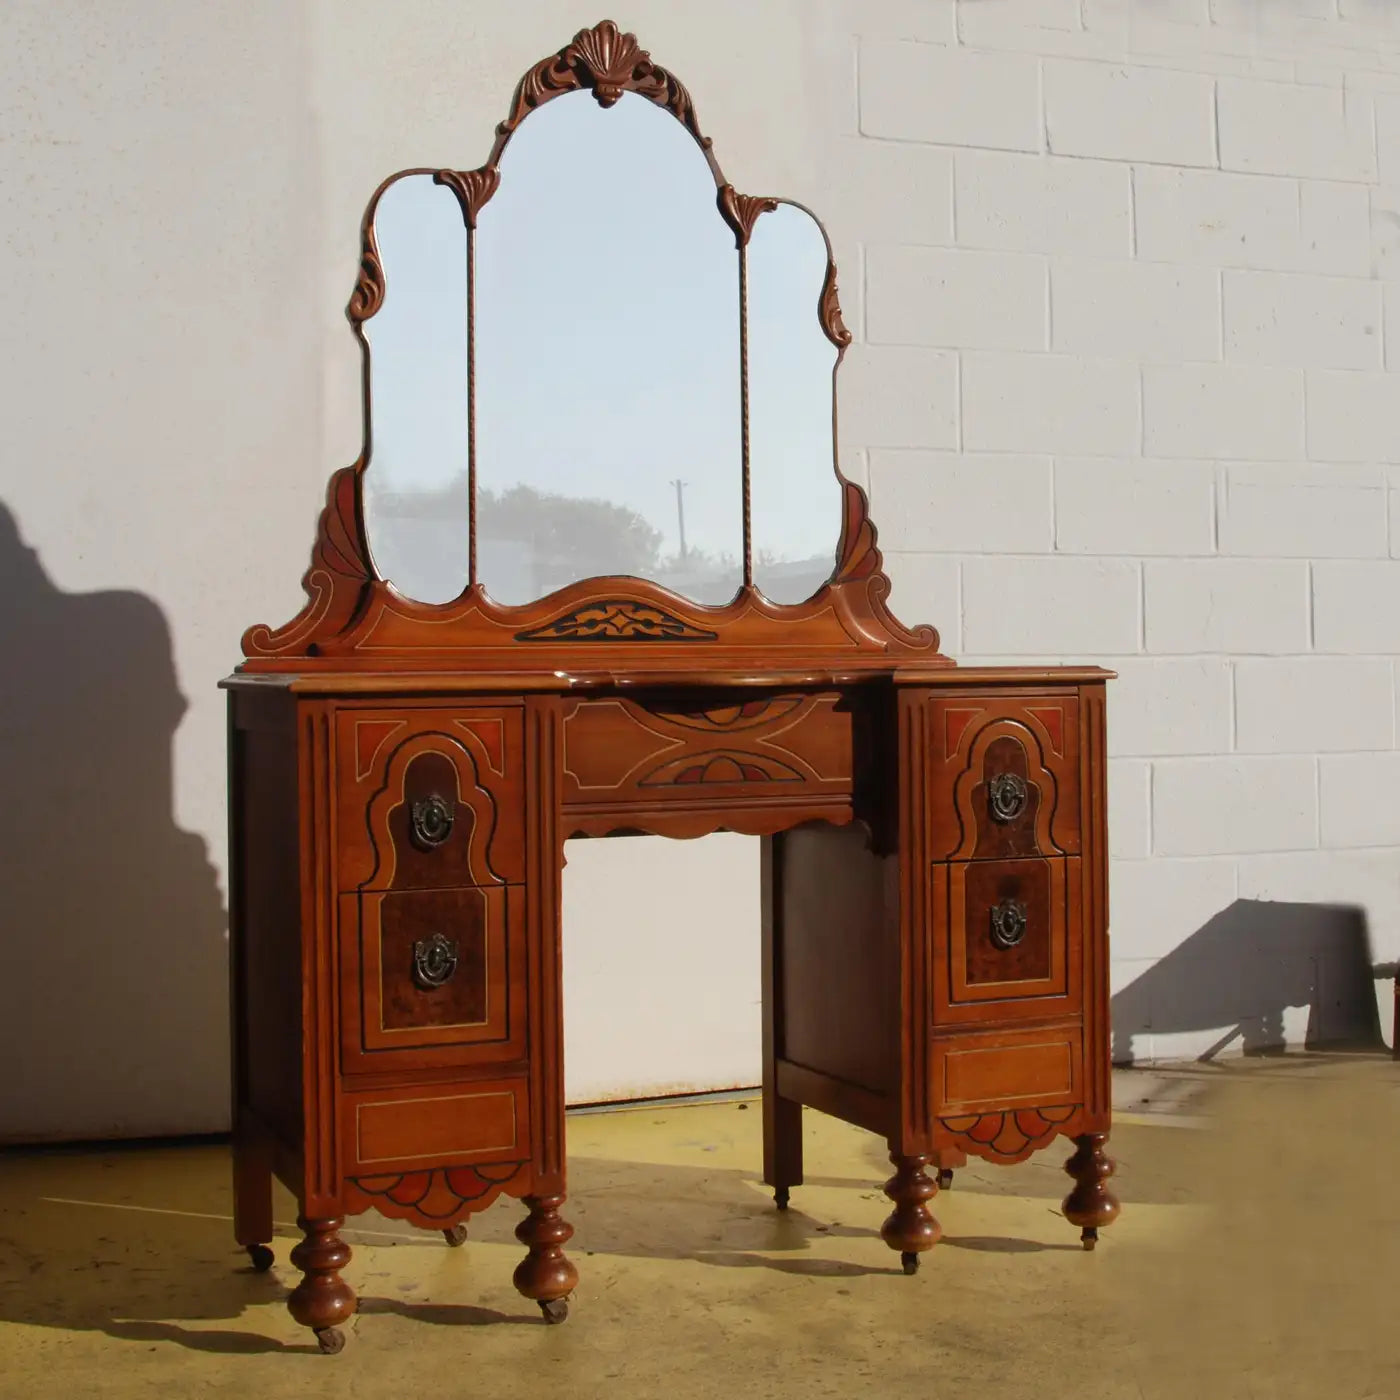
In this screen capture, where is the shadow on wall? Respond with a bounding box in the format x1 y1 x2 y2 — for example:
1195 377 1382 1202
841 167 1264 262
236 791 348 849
0 504 228 1143
1111 899 1384 1065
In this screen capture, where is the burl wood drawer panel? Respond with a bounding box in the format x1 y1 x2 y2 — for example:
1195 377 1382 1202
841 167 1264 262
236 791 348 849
559 693 854 813
335 706 525 890
340 1076 530 1176
932 1024 1084 1116
924 692 1081 861
929 857 1084 1027
338 888 527 1075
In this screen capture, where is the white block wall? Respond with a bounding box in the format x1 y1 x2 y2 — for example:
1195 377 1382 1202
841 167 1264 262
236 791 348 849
850 0 1400 1063
10 0 1400 1138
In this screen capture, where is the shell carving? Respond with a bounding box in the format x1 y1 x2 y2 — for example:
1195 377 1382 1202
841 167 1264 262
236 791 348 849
434 166 502 228
571 19 646 104
718 184 778 248
497 19 704 143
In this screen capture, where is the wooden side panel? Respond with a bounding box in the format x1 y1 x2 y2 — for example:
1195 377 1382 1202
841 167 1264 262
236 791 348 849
525 695 565 1196
300 700 341 1216
779 823 899 1100
1081 681 1112 1129
229 690 303 1152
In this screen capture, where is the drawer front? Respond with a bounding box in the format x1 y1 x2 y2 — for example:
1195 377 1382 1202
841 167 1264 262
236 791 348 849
930 857 1083 1026
341 1076 531 1175
339 888 527 1074
930 1025 1084 1162
925 693 1080 861
559 692 854 814
335 706 525 891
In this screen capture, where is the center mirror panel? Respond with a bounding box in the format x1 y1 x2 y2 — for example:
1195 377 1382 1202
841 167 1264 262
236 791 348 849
474 91 744 607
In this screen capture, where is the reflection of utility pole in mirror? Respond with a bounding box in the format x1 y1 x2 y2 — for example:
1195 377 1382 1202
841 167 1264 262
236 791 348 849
670 478 688 561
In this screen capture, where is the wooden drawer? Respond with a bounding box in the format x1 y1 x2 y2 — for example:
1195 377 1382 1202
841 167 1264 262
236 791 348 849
338 888 527 1075
335 706 525 890
340 1076 530 1175
559 692 854 816
932 1024 1083 1117
924 692 1081 861
930 857 1083 1027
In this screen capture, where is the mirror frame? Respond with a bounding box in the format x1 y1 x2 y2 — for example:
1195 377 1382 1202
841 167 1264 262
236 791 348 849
240 18 946 676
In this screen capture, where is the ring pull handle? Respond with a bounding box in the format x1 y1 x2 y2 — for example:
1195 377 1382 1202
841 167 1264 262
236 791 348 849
410 794 455 849
988 773 1028 824
989 899 1028 950
413 933 459 988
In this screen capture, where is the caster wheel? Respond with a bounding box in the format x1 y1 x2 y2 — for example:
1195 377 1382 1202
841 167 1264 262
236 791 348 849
901 1252 919 1276
246 1243 275 1273
774 1187 790 1211
539 1297 570 1325
443 1224 469 1247
315 1326 346 1355
937 1168 954 1190
1081 1228 1098 1252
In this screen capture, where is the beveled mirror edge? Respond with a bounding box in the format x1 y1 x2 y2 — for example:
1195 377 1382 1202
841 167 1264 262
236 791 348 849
239 18 946 671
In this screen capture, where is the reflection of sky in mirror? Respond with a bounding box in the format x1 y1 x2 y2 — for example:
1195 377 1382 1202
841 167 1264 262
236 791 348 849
748 201 842 603
360 88 844 609
475 91 742 604
362 175 471 603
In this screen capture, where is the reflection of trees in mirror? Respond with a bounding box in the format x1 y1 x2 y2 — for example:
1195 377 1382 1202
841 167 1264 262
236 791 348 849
368 472 833 607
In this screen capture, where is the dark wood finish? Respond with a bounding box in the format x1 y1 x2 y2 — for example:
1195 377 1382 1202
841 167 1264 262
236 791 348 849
1062 1132 1121 1250
224 18 1119 1347
924 692 1082 862
880 1153 942 1273
512 1193 579 1320
778 823 898 1097
287 1216 355 1353
760 834 803 1207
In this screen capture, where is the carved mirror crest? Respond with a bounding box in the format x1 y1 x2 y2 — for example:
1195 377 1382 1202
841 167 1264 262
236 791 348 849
241 20 942 669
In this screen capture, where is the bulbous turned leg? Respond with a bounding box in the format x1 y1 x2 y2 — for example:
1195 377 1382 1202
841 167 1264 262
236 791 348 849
288 1216 356 1353
512 1194 579 1324
1062 1133 1121 1250
880 1152 942 1275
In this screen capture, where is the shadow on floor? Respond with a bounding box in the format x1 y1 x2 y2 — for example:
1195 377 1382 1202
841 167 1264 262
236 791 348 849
0 1120 1171 1353
1111 899 1383 1065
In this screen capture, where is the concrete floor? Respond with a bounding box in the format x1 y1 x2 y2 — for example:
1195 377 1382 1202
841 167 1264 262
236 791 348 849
0 1054 1396 1399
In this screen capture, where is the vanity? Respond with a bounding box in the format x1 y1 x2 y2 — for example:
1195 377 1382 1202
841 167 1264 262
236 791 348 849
223 19 1119 1353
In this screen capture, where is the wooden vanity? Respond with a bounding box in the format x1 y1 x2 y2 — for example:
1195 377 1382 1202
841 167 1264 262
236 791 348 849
224 19 1119 1353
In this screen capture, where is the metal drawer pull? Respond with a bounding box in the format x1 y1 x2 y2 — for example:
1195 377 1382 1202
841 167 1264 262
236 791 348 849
989 899 1028 949
988 772 1027 824
410 793 455 848
412 932 459 988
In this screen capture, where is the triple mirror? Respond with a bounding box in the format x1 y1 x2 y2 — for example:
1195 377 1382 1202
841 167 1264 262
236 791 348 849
359 86 846 610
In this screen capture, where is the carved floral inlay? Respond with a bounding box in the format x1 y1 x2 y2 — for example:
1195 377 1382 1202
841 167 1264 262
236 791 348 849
347 1163 527 1222
940 1106 1077 1162
517 600 718 642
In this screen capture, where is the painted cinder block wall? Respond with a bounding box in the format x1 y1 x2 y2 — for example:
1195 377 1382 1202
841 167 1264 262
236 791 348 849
4 0 1400 1138
838 0 1400 1063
